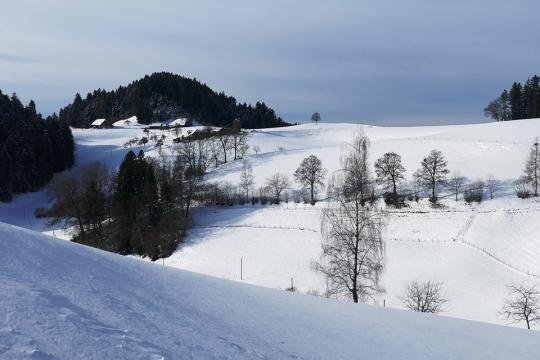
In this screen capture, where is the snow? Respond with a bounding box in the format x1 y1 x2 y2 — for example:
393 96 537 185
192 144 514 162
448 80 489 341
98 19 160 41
1 222 539 359
2 118 540 330
169 117 188 126
113 116 140 128
91 118 106 126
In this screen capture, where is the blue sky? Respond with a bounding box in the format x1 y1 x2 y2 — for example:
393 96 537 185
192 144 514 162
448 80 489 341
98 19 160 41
1 0 539 125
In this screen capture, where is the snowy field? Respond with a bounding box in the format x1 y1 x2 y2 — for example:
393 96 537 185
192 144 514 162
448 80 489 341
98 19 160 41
1 223 539 359
2 119 540 329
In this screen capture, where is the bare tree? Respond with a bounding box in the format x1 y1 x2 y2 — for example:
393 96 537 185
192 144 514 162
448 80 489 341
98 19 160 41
341 130 374 203
294 155 327 204
449 171 466 201
311 112 321 124
414 150 449 203
315 193 385 303
231 131 249 160
239 161 255 199
209 137 222 167
253 145 261 155
47 173 85 237
484 90 511 122
218 134 233 163
486 174 498 200
315 131 385 303
502 284 540 330
265 172 290 203
400 281 448 313
374 152 406 197
523 138 540 196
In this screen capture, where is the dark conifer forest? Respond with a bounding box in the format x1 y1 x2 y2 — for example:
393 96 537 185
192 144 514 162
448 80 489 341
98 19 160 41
59 72 289 129
484 75 540 121
0 91 74 202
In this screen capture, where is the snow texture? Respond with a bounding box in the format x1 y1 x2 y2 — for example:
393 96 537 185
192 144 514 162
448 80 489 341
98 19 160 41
1 222 539 359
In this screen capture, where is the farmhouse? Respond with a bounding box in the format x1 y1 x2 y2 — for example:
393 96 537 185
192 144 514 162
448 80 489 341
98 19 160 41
169 118 193 128
90 119 106 128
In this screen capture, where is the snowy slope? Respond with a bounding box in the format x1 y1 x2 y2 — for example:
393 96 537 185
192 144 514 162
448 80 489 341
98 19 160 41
2 119 540 328
1 222 539 360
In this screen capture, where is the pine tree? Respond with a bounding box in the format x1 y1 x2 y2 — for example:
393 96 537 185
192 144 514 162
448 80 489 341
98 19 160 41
524 76 540 119
510 82 526 120
500 90 512 121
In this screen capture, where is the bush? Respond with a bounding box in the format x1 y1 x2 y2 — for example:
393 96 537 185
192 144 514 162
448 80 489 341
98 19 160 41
514 179 531 199
464 181 484 203
383 192 405 208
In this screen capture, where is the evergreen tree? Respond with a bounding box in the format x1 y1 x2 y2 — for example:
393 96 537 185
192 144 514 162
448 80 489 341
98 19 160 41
0 89 74 201
510 82 526 120
524 76 540 119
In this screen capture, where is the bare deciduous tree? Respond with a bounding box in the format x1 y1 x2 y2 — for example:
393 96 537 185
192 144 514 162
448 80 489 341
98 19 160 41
502 284 540 330
265 172 290 203
294 155 327 204
400 281 448 313
231 131 249 160
218 134 233 163
414 150 449 203
315 131 385 303
252 145 261 155
341 130 374 203
523 138 540 196
486 174 498 200
239 161 255 199
311 112 321 124
374 152 406 196
315 196 385 303
450 171 466 201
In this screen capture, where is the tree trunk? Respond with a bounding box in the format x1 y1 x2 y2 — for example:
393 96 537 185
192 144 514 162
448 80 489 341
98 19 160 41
310 183 315 204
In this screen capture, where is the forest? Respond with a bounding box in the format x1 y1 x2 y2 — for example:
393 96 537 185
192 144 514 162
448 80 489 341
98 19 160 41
0 91 74 202
58 72 290 129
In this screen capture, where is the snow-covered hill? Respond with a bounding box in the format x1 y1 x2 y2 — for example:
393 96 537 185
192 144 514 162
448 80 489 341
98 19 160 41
2 119 540 329
1 222 539 359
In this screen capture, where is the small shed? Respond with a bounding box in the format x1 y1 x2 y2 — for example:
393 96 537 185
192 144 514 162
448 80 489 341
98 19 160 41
91 119 106 129
169 118 193 128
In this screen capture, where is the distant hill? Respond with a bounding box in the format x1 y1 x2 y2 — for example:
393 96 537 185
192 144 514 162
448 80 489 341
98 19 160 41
59 72 290 129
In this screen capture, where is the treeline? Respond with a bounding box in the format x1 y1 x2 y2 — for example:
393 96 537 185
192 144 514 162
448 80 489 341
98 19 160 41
59 72 290 129
484 75 540 121
0 91 74 202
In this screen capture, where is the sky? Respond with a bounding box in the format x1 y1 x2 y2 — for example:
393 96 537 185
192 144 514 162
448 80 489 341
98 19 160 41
1 0 539 126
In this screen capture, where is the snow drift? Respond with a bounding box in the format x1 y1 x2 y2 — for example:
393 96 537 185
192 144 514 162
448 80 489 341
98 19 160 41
0 222 538 359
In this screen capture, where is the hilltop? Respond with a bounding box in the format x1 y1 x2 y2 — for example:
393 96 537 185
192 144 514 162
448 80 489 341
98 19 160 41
58 72 289 129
